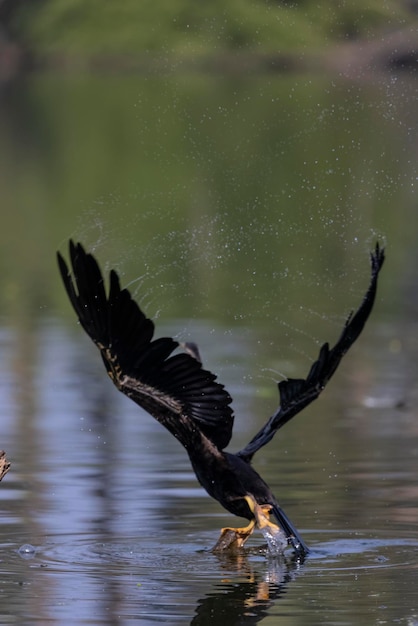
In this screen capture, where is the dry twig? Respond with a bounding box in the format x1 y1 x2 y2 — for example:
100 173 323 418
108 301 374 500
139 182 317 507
0 451 10 481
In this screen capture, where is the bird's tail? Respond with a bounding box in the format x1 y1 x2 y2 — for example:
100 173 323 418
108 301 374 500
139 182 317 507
271 503 310 556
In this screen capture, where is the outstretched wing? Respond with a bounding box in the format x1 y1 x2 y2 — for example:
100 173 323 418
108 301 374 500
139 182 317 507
238 243 385 461
57 241 234 450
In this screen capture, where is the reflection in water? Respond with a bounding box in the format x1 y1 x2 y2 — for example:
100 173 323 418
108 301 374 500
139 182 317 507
192 553 301 626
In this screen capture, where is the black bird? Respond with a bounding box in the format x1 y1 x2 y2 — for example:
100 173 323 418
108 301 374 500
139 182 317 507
57 241 384 556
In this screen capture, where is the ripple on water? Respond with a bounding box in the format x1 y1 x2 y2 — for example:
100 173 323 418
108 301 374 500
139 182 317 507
24 528 418 577
305 531 418 573
4 527 418 625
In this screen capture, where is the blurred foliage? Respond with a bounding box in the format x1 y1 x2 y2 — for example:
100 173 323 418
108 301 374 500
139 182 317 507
0 72 414 330
12 0 411 59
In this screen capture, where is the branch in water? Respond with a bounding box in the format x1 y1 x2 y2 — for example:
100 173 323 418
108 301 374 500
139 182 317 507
0 451 10 482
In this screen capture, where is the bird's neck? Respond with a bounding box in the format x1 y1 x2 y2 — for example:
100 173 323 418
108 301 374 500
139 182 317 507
185 433 226 498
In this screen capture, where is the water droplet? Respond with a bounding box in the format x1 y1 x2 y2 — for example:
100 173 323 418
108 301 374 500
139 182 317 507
18 544 37 559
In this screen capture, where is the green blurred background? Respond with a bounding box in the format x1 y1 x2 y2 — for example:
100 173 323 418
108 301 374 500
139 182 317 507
8 0 413 59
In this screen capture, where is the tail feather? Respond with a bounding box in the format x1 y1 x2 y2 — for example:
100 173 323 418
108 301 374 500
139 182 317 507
271 503 310 555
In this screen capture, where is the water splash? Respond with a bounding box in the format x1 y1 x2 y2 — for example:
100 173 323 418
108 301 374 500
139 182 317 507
259 524 288 556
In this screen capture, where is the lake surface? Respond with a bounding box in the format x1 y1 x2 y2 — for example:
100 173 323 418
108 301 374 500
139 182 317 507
1 67 418 624
2 313 418 625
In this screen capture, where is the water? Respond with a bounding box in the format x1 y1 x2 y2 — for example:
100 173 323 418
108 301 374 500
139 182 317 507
1 70 418 624
1 313 418 625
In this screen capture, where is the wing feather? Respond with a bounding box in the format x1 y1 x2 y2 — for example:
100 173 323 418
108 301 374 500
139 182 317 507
58 241 234 450
237 243 385 461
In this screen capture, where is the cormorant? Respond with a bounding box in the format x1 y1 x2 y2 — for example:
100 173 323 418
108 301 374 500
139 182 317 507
57 241 384 556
